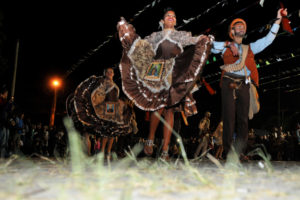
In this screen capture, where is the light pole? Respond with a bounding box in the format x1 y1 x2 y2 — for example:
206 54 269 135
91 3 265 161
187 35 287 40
11 39 20 100
50 79 61 127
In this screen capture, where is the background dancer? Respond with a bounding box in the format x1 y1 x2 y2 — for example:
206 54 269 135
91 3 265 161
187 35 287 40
67 67 137 159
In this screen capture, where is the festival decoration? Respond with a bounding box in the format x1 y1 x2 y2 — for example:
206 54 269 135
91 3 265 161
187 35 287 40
65 0 162 78
280 2 294 35
202 78 216 95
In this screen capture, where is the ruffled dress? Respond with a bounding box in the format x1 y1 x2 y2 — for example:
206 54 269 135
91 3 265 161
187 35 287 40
66 75 135 137
118 18 214 116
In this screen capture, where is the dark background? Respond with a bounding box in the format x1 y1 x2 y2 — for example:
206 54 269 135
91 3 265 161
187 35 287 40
0 0 299 136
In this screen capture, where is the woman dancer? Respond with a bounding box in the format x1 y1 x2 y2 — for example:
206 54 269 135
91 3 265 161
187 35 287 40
67 67 136 159
117 7 214 160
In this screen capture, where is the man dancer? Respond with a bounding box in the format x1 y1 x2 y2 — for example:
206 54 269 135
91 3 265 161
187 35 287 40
211 8 287 159
194 111 211 158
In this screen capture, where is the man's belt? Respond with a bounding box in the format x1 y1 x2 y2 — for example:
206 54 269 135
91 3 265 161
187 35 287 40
223 74 245 83
223 73 250 89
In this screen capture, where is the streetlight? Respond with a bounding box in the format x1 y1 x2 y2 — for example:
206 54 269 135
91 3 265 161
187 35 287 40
50 78 61 127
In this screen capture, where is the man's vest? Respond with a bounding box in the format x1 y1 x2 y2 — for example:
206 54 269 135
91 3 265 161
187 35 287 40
221 45 259 86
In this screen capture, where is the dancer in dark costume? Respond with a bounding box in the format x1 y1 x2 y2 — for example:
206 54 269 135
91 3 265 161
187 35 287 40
117 8 214 160
66 67 136 158
211 8 287 160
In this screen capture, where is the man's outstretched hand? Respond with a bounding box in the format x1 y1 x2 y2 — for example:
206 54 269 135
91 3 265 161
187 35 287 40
275 8 288 24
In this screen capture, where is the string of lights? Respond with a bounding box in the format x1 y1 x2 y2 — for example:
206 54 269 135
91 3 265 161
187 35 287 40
176 0 228 30
65 0 231 80
245 9 300 38
202 50 300 87
65 0 299 82
205 48 300 75
64 0 162 78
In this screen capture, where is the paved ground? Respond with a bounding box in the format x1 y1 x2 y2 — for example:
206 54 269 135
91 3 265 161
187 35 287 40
0 155 300 200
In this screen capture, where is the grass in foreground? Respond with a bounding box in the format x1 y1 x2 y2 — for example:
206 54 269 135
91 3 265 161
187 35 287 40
0 117 299 200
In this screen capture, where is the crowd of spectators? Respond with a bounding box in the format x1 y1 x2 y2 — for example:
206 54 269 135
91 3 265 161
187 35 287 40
0 85 67 159
2 85 300 161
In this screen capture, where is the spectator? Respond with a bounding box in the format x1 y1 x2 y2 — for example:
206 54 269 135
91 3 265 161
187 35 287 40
213 121 224 160
296 123 300 145
0 85 14 158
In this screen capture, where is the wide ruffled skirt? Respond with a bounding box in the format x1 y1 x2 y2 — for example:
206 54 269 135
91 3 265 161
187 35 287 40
66 76 134 137
119 38 212 116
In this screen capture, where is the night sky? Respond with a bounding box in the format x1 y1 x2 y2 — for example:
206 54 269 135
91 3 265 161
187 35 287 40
1 0 299 132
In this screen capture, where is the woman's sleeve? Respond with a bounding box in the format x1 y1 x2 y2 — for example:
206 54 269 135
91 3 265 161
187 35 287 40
180 31 214 48
180 31 200 47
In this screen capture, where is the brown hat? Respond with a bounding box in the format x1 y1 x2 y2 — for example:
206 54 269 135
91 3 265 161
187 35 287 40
229 18 247 39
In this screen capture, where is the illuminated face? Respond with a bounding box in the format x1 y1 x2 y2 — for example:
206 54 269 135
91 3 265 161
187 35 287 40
105 68 114 80
163 11 176 29
233 22 246 37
